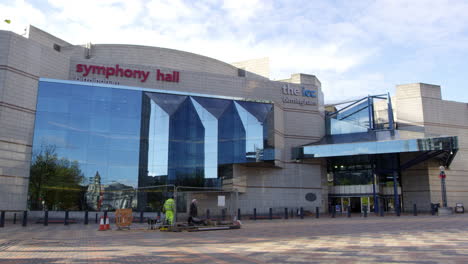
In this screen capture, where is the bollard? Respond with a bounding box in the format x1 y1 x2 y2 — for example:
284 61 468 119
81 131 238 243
238 208 241 220
65 211 69 225
13 213 16 224
269 208 273 220
222 209 226 221
206 209 210 220
253 208 257 221
347 206 351 218
44 210 48 226
290 209 294 219
413 204 417 216
332 208 336 218
396 206 401 217
380 205 384 217
431 203 435 216
284 208 288 219
140 211 144 223
316 207 320 218
22 211 27 227
84 211 89 225
0 211 5 228
300 207 304 219
95 213 98 224
363 207 367 218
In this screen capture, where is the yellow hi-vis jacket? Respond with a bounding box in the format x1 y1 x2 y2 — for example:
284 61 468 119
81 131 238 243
163 198 175 212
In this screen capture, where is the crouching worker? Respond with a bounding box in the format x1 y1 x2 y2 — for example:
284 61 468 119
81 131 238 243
163 195 175 225
188 199 205 226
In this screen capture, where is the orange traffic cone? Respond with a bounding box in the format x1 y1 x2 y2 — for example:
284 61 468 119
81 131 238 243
105 216 111 230
98 216 106 231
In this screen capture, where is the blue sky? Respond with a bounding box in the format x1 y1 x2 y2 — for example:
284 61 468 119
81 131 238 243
1 0 468 103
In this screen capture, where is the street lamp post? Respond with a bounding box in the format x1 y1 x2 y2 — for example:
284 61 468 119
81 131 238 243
439 166 447 208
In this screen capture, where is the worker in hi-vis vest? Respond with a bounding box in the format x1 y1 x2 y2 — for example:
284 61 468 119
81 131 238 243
163 195 176 225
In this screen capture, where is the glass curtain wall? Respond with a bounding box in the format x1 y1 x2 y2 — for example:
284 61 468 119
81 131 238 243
29 80 274 211
326 95 394 135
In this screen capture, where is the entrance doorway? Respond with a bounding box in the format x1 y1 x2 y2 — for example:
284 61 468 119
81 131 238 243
330 196 372 213
350 197 361 213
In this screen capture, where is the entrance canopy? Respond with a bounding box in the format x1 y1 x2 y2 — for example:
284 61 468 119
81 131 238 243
294 136 458 168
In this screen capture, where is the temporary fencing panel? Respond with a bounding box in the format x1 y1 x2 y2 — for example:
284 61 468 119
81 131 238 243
174 187 238 224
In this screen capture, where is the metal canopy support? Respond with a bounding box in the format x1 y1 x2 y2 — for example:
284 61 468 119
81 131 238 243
371 158 379 214
392 154 400 216
367 96 374 130
387 93 395 131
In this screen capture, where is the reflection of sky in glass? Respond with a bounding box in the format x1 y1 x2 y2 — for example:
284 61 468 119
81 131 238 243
191 98 218 178
148 101 169 177
33 80 275 191
234 102 264 154
330 119 368 135
33 81 142 188
330 101 370 135
304 138 426 158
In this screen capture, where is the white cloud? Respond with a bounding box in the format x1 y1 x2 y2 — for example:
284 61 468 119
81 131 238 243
48 0 144 27
321 72 390 103
146 0 195 21
221 0 267 23
0 0 45 34
357 0 468 46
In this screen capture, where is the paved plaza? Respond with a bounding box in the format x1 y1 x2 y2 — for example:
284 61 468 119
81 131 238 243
1 214 468 263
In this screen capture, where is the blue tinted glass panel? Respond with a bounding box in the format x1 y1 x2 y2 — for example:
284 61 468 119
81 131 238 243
147 100 170 177
30 80 274 211
329 100 370 135
191 98 218 179
168 98 205 183
218 102 246 164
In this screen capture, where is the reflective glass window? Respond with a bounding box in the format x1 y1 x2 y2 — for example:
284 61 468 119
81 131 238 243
30 80 274 211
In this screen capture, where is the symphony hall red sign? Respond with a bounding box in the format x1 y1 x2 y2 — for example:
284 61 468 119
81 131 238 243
76 64 179 83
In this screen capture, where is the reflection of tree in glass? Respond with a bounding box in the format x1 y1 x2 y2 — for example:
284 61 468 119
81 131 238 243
29 145 84 210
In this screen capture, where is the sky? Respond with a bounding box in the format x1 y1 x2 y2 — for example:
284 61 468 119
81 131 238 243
1 0 468 103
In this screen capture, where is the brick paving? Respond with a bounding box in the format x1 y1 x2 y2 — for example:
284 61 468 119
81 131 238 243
2 214 468 263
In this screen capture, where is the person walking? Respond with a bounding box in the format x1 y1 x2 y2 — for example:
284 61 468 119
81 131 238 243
188 199 205 225
188 199 198 225
163 195 176 225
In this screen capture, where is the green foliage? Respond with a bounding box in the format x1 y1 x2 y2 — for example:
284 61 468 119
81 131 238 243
29 145 84 210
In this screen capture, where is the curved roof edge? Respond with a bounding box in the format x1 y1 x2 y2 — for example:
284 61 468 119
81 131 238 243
86 43 240 73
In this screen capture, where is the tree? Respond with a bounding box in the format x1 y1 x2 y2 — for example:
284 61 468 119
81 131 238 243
29 145 85 210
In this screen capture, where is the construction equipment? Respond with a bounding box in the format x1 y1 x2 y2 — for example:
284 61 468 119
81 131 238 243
159 219 242 232
115 208 133 230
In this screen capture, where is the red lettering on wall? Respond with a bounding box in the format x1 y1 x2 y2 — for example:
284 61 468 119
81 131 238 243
75 64 180 83
156 69 180 82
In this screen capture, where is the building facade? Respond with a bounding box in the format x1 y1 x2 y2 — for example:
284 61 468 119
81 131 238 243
0 26 466 215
